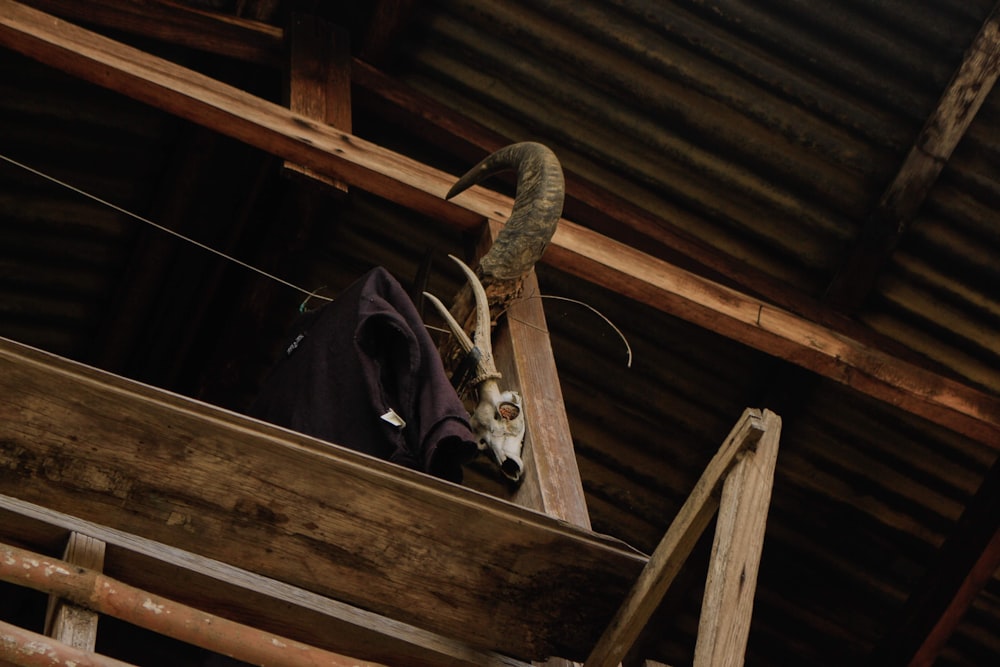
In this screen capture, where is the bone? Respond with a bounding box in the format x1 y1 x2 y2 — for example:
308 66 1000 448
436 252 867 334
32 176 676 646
424 255 501 387
425 255 525 484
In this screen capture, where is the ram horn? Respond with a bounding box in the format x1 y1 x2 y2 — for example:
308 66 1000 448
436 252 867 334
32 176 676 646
447 142 564 281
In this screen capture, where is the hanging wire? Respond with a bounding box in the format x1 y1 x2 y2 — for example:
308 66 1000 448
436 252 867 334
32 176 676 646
502 293 632 368
2 152 633 366
0 152 333 304
529 294 632 368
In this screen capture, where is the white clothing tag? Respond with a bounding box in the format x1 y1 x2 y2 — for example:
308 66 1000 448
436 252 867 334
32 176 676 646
380 408 406 429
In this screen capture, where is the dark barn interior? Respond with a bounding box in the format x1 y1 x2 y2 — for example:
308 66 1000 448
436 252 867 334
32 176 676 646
0 1 999 666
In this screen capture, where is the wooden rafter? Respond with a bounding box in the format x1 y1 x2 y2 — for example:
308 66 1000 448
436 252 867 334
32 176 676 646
473 224 592 529
16 0 962 370
832 5 1000 663
826 2 1000 309
0 0 998 449
586 409 780 667
3 3 999 664
866 456 1000 667
15 0 283 64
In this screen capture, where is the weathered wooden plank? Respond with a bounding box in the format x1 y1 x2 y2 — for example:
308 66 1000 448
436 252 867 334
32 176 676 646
16 0 283 64
472 223 592 667
826 3 1000 309
0 495 529 667
284 13 351 191
0 336 646 662
542 228 1000 446
866 455 1000 667
1 1 998 445
584 409 767 667
693 410 781 667
910 527 1000 667
470 223 592 528
44 532 105 651
884 4 1000 219
499 268 591 528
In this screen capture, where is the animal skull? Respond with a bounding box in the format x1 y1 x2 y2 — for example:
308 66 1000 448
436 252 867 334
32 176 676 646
425 256 525 483
425 142 564 483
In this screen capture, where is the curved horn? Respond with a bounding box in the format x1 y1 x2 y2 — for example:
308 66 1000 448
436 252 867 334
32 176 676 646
423 255 501 385
447 142 564 280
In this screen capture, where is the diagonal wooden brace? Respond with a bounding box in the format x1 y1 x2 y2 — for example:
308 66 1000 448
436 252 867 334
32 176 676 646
585 408 781 667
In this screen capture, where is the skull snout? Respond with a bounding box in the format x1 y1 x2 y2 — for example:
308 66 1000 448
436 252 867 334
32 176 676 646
501 456 522 482
471 387 525 484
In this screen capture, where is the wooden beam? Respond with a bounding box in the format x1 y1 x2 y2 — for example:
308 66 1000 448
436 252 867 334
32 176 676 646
472 224 593 667
0 495 530 667
473 223 592 528
1 0 998 448
8 2 975 373
826 3 1000 309
14 1 940 372
693 410 781 667
584 409 767 667
542 228 1000 446
44 532 105 652
0 335 646 662
500 268 591 528
433 224 587 664
910 527 1000 667
866 456 1000 667
285 13 351 192
15 0 283 64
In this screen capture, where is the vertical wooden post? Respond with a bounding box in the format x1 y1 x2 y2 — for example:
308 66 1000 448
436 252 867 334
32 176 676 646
476 220 591 527
693 409 782 667
285 13 352 192
474 221 592 666
44 532 106 651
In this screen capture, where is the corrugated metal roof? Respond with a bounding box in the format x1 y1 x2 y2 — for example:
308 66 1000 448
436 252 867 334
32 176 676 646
0 1 998 665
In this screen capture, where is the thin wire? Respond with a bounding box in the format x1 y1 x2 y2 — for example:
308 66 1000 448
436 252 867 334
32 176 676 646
3 152 633 365
0 153 333 303
514 293 633 367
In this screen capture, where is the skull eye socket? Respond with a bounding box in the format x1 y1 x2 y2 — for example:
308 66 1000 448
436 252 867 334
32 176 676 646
498 402 520 421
